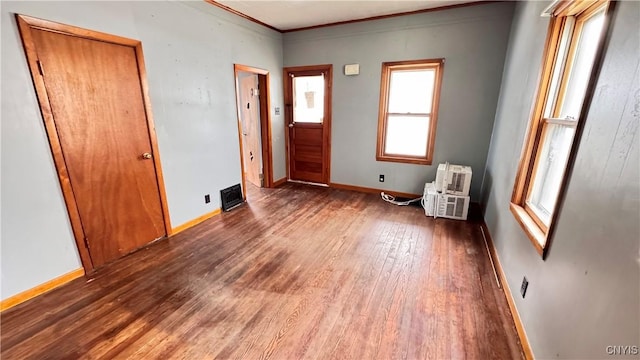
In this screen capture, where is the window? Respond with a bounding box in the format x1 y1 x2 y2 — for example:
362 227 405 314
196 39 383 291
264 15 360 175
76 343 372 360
511 0 612 255
376 59 444 165
293 75 325 123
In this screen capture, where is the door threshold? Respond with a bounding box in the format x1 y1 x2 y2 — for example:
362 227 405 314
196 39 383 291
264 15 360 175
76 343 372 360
288 179 329 187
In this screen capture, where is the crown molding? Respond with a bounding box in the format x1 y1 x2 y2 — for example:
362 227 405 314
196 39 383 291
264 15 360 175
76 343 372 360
204 1 500 34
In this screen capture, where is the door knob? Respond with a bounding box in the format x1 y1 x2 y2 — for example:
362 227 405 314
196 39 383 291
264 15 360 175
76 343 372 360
288 123 294 128
142 152 152 159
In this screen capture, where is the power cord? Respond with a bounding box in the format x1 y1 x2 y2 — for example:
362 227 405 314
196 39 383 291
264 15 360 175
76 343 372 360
380 192 422 206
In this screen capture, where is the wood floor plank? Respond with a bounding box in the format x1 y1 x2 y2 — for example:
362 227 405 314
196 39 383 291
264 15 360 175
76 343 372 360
1 183 523 359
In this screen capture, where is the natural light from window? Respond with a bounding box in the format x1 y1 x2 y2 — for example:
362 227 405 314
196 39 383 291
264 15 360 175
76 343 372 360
385 115 430 156
388 70 434 113
559 11 604 119
377 59 443 165
293 75 324 123
524 7 605 229
383 68 438 158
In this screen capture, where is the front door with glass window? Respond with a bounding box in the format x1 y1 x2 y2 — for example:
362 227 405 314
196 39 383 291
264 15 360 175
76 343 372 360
284 65 332 184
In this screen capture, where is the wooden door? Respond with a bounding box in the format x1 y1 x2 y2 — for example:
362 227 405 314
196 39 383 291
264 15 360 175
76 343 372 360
238 73 263 187
284 65 332 184
22 19 167 269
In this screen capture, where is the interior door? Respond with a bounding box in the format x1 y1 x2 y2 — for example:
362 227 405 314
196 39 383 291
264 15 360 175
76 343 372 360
284 65 332 184
29 27 166 268
238 73 263 187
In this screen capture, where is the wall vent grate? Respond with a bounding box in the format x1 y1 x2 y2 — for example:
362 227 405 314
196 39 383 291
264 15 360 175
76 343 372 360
221 184 243 211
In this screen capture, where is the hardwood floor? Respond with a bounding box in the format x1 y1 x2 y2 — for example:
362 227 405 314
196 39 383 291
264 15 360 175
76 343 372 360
1 183 523 359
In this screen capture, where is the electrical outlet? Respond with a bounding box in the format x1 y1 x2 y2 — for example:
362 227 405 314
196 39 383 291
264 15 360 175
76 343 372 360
204 194 210 204
520 276 529 298
379 174 385 182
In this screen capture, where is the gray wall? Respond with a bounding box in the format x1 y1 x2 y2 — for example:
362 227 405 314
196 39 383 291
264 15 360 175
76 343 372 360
1 1 284 300
283 2 514 200
481 1 639 358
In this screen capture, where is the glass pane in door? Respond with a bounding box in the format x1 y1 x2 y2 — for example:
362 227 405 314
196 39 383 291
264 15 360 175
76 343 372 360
293 75 324 123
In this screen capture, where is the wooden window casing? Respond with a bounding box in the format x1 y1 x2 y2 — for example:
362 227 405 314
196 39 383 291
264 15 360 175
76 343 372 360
511 0 615 257
376 59 444 165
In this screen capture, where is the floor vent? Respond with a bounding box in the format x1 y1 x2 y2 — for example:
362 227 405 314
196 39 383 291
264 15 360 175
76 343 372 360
221 184 243 211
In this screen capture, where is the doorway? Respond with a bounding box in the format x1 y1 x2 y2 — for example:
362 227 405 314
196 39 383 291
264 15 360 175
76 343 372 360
16 15 171 272
233 64 274 198
283 65 333 185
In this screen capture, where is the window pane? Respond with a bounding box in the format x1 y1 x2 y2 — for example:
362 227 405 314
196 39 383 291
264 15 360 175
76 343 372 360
544 17 574 118
559 10 605 119
384 115 430 157
527 123 576 224
388 69 435 114
293 75 324 123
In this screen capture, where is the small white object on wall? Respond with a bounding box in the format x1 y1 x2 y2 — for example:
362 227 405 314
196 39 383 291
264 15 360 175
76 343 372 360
344 64 359 76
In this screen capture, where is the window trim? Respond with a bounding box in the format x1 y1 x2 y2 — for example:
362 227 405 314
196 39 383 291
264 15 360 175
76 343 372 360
376 58 444 165
511 0 615 258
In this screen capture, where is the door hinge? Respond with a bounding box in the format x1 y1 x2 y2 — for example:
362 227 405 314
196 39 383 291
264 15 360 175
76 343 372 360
36 60 45 76
84 237 90 249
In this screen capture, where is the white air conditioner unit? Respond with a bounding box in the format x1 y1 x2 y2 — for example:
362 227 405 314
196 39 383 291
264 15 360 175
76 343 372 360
423 182 438 217
435 193 470 220
435 162 472 196
423 182 470 220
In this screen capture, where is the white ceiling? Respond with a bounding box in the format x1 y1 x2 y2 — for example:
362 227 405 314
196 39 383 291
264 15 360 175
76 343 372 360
215 0 482 31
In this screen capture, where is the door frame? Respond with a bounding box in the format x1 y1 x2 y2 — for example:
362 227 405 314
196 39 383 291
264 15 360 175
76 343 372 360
16 14 172 273
233 64 274 198
283 64 333 184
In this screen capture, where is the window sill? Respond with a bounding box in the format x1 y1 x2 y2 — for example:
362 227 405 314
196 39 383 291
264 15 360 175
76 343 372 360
509 202 547 256
376 154 431 165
